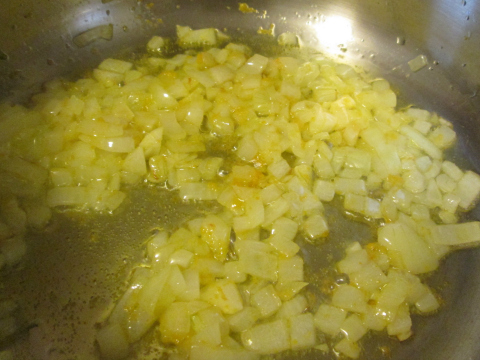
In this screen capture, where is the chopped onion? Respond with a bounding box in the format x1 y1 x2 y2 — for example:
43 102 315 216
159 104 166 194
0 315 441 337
408 54 428 72
73 24 113 48
2 26 480 360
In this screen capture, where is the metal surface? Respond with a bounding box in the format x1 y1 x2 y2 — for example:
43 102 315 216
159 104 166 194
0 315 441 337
1 0 480 359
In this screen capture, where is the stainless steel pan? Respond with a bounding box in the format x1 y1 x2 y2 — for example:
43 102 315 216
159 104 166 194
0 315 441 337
1 0 480 359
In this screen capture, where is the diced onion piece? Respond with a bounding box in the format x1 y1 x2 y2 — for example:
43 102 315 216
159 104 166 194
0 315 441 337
98 58 133 74
201 280 243 314
177 168 201 186
337 245 369 274
73 24 113 48
399 125 442 160
278 32 301 47
365 197 382 218
441 161 463 181
239 54 269 75
181 269 201 301
159 302 191 344
277 256 304 283
436 173 457 193
263 197 291 226
408 54 428 72
126 268 172 342
268 158 290 179
340 314 368 342
177 26 226 47
268 236 300 257
386 303 412 340
184 67 215 88
236 241 277 281
313 157 335 179
275 281 308 301
406 108 431 122
179 182 219 200
190 308 224 346
227 306 260 333
139 128 163 158
209 65 235 85
93 69 124 87
332 285 367 313
374 278 408 322
224 261 247 283
122 147 147 176
169 249 194 268
415 290 440 313
158 112 187 140
453 171 480 209
429 125 456 149
439 209 457 224
362 305 387 331
334 338 361 359
428 222 480 246
149 84 178 109
147 36 166 54
251 285 282 318
199 157 223 180
233 198 264 232
277 295 308 319
334 178 367 196
344 193 365 214
425 179 442 207
350 262 388 293
241 319 290 354
46 187 88 207
314 304 346 336
271 217 298 242
303 213 329 239
201 215 231 261
289 313 316 350
378 223 439 274
313 179 335 202
267 217 300 257
413 120 432 134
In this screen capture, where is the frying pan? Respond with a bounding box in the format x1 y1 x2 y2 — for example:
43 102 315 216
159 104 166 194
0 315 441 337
1 0 480 359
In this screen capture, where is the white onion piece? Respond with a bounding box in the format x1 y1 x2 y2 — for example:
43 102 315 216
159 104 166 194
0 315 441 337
2 27 480 360
73 24 113 48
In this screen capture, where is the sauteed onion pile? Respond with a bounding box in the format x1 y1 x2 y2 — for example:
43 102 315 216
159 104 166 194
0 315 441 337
1 26 480 359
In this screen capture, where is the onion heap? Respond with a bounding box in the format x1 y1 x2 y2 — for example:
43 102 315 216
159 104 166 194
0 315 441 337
0 26 480 359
